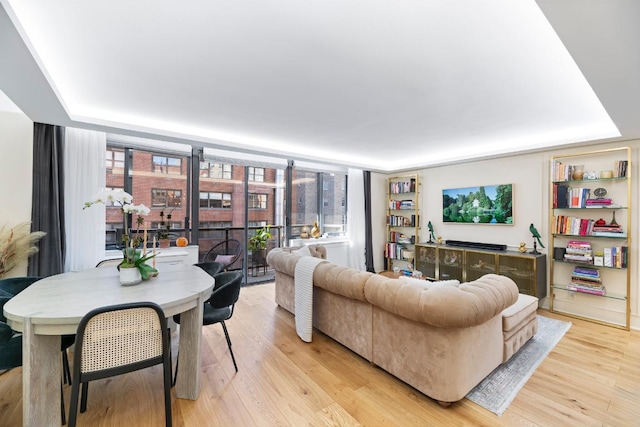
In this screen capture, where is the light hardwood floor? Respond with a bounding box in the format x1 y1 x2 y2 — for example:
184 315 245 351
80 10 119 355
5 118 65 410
1 282 638 426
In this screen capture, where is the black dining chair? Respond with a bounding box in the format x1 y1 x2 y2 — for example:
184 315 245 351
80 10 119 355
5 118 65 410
172 271 243 384
1 277 71 424
68 302 172 427
201 239 243 270
194 261 225 279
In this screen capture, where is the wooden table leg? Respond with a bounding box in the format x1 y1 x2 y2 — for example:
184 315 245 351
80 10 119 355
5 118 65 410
22 318 61 427
175 299 205 400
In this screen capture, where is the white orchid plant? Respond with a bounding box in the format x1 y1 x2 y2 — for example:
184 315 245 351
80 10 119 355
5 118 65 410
84 189 157 279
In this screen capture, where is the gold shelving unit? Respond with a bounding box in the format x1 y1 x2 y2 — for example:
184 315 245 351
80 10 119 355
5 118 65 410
549 146 631 330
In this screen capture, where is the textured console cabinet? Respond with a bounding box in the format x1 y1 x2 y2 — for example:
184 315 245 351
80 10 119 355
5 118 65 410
415 243 546 298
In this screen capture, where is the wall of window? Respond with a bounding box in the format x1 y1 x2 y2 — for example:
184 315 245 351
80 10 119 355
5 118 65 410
104 140 347 271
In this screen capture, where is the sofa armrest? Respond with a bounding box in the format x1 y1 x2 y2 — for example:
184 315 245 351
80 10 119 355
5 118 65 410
266 245 327 276
364 274 519 328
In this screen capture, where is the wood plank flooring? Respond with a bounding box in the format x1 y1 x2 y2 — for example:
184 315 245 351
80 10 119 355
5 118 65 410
1 282 638 426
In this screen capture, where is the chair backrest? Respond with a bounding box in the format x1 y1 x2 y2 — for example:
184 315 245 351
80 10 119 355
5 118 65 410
209 271 242 310
95 259 122 268
0 276 41 296
194 261 225 277
74 302 169 378
202 239 243 267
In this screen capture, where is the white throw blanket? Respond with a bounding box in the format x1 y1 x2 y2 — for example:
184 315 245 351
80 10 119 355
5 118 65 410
294 256 326 342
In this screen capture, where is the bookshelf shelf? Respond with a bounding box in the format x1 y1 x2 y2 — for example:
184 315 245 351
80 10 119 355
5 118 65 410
549 146 631 330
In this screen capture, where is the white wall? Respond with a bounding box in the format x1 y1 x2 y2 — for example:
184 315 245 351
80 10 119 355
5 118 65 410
0 111 33 277
375 140 640 329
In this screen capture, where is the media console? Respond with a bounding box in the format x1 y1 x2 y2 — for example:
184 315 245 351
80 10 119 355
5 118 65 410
415 242 546 298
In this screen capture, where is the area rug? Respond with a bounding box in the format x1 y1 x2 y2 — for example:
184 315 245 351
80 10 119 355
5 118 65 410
466 315 572 416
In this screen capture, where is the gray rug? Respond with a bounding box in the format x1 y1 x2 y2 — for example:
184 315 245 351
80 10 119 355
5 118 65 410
466 315 572 416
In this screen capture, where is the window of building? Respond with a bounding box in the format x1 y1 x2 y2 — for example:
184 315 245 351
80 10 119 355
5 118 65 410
248 193 267 209
106 149 124 172
200 221 232 239
200 192 232 209
200 162 232 179
151 189 182 208
152 155 182 174
151 221 182 229
248 166 264 182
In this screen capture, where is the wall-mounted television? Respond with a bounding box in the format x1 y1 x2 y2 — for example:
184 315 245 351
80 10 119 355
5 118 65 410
442 184 513 224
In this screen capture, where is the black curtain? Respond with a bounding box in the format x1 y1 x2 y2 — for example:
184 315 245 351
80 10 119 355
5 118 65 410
28 123 65 277
363 171 375 272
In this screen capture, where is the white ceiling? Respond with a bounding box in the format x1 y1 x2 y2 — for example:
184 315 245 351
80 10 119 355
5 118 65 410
1 0 638 172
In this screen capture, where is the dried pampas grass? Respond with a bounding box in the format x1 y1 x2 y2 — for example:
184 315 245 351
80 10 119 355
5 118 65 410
0 222 46 278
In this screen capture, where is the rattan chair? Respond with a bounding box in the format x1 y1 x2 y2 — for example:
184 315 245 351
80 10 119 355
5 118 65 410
68 302 172 427
173 271 242 384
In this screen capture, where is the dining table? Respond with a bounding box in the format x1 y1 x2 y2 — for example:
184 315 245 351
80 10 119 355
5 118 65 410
3 263 215 427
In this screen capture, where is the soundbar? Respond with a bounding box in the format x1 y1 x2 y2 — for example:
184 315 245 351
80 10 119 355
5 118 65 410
445 240 507 251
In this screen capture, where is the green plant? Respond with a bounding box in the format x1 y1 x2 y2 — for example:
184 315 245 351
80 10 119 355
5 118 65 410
120 247 158 280
157 209 173 240
248 225 272 251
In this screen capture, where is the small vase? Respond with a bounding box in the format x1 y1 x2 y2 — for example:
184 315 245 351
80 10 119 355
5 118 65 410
572 165 585 180
119 267 142 286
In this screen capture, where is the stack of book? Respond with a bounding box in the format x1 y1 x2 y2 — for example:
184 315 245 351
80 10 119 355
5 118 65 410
567 266 605 296
585 198 612 207
387 214 416 227
389 178 416 194
563 240 593 264
591 223 625 237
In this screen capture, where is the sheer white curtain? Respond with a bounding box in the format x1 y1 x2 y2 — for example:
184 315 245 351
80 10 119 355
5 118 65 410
346 168 366 270
64 128 106 271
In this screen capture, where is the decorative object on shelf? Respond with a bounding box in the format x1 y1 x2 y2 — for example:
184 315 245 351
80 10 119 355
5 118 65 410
436 236 443 244
0 222 46 278
427 221 435 243
311 221 321 238
84 189 157 283
610 211 618 226
300 226 309 239
600 170 613 179
176 236 189 247
518 242 527 253
571 165 585 180
593 187 607 198
529 223 544 254
442 184 513 224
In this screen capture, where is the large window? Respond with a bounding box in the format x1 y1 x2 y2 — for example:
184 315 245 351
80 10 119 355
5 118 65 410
200 162 232 179
200 192 232 209
248 193 267 210
152 155 182 175
151 189 182 208
290 169 347 238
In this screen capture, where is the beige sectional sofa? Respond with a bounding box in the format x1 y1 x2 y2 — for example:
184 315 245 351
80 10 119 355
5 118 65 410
266 246 538 405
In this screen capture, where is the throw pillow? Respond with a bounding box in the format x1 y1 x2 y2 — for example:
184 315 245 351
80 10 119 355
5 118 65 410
398 275 460 290
214 254 235 265
294 245 313 257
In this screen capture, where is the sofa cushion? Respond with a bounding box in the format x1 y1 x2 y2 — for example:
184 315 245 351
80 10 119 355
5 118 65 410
364 273 519 328
398 276 460 289
502 293 538 332
294 245 312 257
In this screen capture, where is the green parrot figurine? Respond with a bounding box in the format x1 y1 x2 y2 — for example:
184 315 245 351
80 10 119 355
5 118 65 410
529 223 545 248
